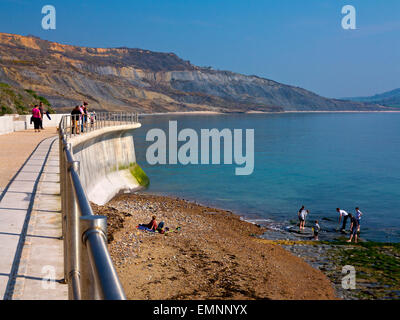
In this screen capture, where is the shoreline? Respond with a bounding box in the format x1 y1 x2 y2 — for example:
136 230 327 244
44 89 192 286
138 110 400 117
92 192 400 300
92 193 337 300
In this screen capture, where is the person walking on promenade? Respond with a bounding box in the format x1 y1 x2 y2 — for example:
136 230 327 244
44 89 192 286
31 105 42 132
38 102 45 129
347 213 360 243
71 105 81 134
298 206 308 231
337 208 350 232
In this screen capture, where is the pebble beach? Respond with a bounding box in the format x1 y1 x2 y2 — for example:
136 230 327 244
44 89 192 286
91 193 337 300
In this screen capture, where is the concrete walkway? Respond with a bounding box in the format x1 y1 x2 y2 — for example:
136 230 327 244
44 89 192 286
0 136 67 299
0 128 59 190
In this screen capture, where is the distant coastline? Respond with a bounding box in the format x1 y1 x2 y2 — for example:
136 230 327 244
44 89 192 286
139 109 400 117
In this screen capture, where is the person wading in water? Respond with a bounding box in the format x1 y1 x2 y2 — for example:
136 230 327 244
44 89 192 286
347 213 360 243
298 206 308 231
337 208 350 233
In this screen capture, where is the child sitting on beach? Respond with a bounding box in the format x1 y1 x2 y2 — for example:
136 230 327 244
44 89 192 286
313 220 320 240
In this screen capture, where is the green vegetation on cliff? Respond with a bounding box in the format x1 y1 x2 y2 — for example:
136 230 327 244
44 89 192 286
0 82 55 115
25 89 51 106
1 105 13 116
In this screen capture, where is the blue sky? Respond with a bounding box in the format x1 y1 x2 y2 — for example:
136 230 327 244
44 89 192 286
0 0 399 98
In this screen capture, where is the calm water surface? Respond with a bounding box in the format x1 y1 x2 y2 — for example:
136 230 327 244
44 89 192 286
131 113 400 242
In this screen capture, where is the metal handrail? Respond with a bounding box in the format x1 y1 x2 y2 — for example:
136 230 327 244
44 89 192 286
62 111 139 138
58 112 138 299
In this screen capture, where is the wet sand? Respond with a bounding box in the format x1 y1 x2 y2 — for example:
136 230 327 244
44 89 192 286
92 193 337 300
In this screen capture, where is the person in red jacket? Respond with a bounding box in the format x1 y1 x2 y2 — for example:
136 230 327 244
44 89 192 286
32 105 42 132
140 216 158 231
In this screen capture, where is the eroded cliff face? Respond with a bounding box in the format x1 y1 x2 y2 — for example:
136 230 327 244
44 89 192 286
0 32 384 113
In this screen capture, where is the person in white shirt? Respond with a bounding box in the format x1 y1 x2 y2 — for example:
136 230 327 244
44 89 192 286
337 208 349 232
355 207 363 231
298 205 308 231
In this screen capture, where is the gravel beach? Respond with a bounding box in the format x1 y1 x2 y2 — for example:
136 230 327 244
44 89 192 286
91 193 337 300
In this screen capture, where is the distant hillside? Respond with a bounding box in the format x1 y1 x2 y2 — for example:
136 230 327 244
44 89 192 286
0 82 54 115
347 88 400 108
0 32 389 113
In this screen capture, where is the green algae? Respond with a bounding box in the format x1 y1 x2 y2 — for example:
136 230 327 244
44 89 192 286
262 236 400 299
112 162 150 188
129 163 149 187
335 242 399 298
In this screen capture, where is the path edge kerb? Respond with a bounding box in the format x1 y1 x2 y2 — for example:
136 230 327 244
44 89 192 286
3 136 57 300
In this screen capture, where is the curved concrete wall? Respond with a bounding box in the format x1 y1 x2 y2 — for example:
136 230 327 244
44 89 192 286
70 123 142 205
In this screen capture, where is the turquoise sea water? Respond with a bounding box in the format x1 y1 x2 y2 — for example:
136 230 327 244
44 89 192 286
132 113 400 242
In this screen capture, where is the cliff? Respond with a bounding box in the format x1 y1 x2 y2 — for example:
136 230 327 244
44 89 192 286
0 32 387 113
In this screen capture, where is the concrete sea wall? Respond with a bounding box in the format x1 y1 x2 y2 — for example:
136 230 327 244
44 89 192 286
0 113 68 135
0 115 15 135
69 123 145 205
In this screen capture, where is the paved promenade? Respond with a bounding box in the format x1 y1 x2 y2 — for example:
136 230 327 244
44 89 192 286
0 133 67 299
0 128 58 190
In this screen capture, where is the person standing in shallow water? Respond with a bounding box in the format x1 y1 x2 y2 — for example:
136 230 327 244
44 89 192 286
337 208 349 232
31 105 41 133
355 207 363 232
298 206 308 231
347 213 360 243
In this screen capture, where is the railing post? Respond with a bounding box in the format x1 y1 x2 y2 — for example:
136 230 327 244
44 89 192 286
64 141 71 286
60 136 68 283
66 157 81 299
79 215 108 300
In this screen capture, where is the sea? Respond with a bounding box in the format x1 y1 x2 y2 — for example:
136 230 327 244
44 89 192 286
131 112 400 243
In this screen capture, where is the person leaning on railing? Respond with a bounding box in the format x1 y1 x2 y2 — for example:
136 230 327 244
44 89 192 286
81 102 89 132
71 105 82 134
90 110 96 128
